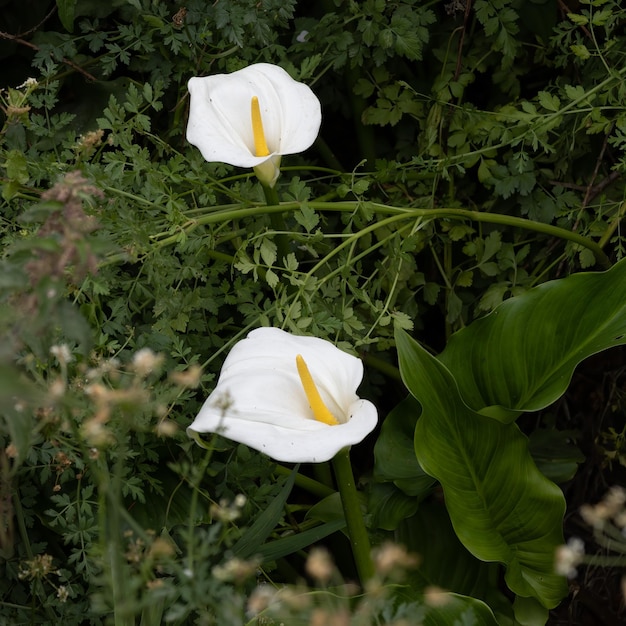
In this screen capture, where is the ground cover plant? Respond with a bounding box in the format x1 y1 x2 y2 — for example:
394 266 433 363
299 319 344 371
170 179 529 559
1 0 626 624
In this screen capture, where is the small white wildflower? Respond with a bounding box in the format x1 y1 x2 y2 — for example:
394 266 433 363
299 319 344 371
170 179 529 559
212 557 259 583
132 348 164 377
57 585 69 602
49 377 66 399
50 344 73 365
555 537 585 578
305 547 334 583
155 419 178 437
169 364 202 388
86 357 121 380
604 486 626 515
373 542 420 577
247 584 277 617
81 417 114 447
296 30 309 43
17 77 38 89
580 486 626 529
424 585 452 607
210 497 244 522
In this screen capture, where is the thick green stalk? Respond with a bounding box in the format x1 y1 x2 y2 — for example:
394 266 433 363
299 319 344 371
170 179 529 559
186 441 214 576
274 464 335 499
120 201 611 269
261 183 280 207
331 448 374 583
261 183 290 265
108 450 133 626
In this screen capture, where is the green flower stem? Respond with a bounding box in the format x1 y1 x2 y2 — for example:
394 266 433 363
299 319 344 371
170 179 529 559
312 136 345 171
313 461 335 491
104 200 611 269
187 438 216 575
331 448 374 583
261 182 290 265
364 353 402 381
261 182 280 207
109 448 134 626
274 464 335 499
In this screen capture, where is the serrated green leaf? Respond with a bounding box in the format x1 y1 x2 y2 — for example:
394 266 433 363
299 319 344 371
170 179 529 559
567 12 589 26
5 150 29 184
477 282 509 312
449 224 475 241
265 268 279 288
299 54 322 80
423 282 441 305
259 238 277 266
446 290 463 324
482 231 502 261
591 7 612 26
578 247 596 268
294 204 320 233
537 91 560 112
391 310 414 330
477 159 493 184
456 270 474 287
570 44 591 60
564 84 587 101
2 180 20 201
479 262 499 276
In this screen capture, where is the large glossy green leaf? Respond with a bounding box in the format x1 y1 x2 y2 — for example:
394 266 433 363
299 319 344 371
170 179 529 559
438 258 626 420
373 396 436 497
392 583 500 626
369 482 418 530
422 594 499 626
528 428 584 483
395 328 567 610
397 501 508 612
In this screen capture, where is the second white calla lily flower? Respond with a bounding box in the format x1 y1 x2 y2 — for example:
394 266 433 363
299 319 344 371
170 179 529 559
187 328 378 463
186 63 321 188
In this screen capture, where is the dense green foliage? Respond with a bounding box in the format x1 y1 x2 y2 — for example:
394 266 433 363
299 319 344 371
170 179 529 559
1 0 625 624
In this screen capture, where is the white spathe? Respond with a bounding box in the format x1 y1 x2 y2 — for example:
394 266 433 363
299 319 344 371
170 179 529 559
187 328 378 463
186 63 321 187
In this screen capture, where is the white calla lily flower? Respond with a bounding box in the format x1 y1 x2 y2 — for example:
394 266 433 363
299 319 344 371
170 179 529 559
186 63 321 188
187 328 378 463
